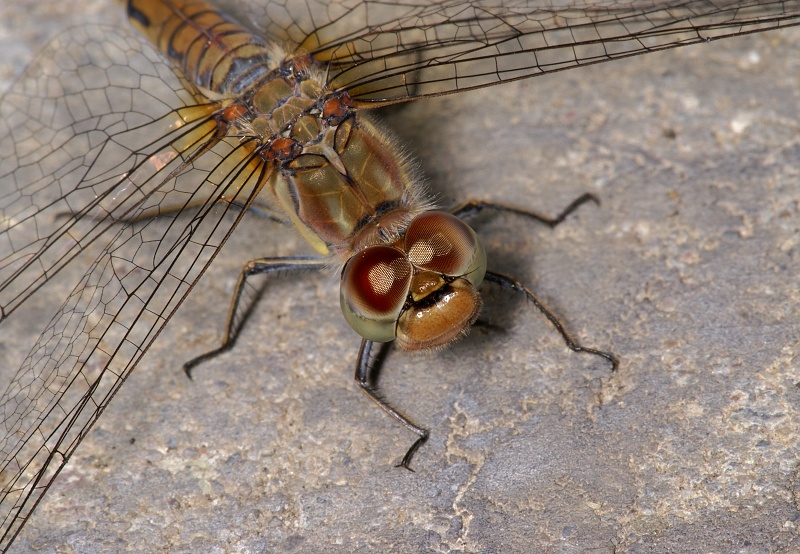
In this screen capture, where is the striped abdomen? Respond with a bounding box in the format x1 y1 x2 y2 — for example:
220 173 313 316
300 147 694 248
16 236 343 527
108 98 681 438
124 0 279 97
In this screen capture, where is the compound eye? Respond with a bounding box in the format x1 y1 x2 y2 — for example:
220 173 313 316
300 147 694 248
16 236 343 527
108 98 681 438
340 246 412 342
404 211 486 286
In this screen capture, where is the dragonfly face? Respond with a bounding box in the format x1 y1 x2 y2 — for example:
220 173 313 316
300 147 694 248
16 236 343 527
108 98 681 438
340 210 487 348
1 0 799 552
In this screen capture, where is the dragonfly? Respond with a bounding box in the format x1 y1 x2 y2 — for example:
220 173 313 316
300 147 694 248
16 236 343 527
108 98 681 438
0 0 799 550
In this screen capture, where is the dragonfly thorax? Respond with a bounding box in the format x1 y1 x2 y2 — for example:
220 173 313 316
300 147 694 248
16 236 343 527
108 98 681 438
224 56 489 349
210 50 488 349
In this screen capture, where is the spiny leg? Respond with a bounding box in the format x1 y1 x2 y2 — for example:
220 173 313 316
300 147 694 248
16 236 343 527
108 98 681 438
187 259 431 468
484 271 618 371
355 340 429 470
127 198 286 224
452 193 616 369
60 197 287 225
451 193 599 227
183 256 325 376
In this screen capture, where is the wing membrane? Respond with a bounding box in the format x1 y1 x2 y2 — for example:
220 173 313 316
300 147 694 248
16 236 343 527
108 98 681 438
0 25 216 318
0 23 270 549
324 0 800 103
0 129 268 549
230 0 800 104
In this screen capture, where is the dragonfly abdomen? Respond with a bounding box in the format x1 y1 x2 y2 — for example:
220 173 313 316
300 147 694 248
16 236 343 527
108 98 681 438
125 0 279 97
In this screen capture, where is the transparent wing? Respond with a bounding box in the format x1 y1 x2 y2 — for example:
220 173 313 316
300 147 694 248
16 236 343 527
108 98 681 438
229 0 800 105
0 24 209 318
0 24 268 549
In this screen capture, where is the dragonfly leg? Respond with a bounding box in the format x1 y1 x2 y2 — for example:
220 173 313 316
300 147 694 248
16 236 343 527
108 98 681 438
183 256 325 377
451 192 599 228
64 197 287 225
355 339 429 471
230 201 287 224
484 271 618 371
451 195 616 369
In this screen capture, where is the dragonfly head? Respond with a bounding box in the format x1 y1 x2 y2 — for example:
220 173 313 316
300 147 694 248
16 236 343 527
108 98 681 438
340 211 486 350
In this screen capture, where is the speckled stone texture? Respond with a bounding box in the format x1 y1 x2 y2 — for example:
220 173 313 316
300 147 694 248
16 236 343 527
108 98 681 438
1 2 798 553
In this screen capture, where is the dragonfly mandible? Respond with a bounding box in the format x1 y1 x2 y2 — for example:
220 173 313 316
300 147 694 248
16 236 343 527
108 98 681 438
0 0 799 551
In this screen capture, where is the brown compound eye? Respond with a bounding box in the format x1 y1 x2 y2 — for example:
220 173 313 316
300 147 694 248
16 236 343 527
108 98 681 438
340 246 412 343
404 211 486 286
389 211 488 351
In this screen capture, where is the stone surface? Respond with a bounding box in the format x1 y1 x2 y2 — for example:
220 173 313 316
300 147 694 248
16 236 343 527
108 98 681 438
1 1 799 553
